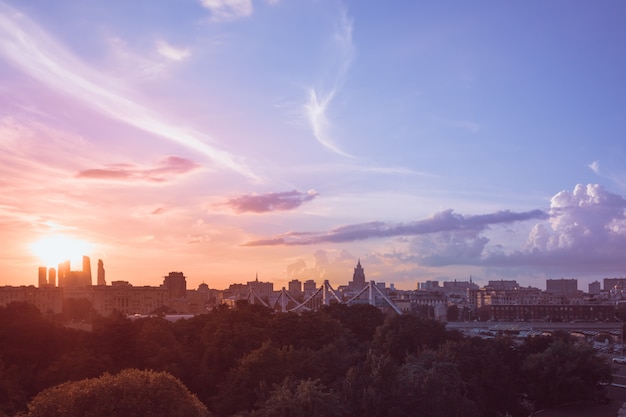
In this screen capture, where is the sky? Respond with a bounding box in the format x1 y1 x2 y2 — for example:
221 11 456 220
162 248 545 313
1 0 625 291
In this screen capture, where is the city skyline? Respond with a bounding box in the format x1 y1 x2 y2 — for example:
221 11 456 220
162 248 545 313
1 1 626 291
28 255 616 293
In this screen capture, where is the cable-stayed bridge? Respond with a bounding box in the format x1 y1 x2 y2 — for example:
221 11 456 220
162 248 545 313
247 280 402 315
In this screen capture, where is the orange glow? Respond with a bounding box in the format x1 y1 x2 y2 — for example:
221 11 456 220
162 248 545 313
30 234 93 268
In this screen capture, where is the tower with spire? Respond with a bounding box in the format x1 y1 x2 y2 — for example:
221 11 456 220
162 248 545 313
349 259 366 291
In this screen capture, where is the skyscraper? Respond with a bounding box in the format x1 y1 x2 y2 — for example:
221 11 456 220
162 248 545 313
349 259 366 291
82 255 92 286
97 259 106 286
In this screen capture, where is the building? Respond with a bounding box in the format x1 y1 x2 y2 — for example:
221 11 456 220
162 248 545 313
288 279 302 299
0 286 63 315
247 275 274 298
605 278 626 292
163 272 187 299
419 281 441 291
486 280 519 291
97 259 106 286
348 260 366 291
92 281 169 316
303 279 317 297
56 256 92 289
589 281 601 295
546 278 578 295
480 304 614 322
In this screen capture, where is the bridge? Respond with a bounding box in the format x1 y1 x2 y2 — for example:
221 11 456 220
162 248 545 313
247 280 403 315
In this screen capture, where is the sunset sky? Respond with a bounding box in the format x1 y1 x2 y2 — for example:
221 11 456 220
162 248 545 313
1 0 625 291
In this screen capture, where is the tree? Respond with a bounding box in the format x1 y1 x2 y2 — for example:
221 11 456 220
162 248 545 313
342 353 400 417
521 339 612 409
23 369 211 417
252 378 342 417
395 356 476 417
371 315 450 364
446 304 460 322
443 337 527 417
324 304 385 343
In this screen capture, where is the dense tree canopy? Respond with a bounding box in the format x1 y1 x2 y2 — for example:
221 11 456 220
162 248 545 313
21 369 210 417
0 300 615 417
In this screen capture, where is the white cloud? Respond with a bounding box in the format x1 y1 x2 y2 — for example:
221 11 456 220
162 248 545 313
588 160 600 174
200 0 253 21
108 37 167 80
155 40 191 61
303 9 355 157
0 3 257 179
304 88 352 157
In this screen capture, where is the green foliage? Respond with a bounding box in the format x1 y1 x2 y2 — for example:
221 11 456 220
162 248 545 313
442 337 527 417
324 303 385 343
268 311 344 350
342 353 400 417
446 304 460 322
24 369 211 417
89 311 139 371
252 378 342 417
0 301 615 417
371 314 450 363
521 339 612 409
396 357 476 417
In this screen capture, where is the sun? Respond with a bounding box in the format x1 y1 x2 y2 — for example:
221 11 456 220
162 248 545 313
30 234 94 268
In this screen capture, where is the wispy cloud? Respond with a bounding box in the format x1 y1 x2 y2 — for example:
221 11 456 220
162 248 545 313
0 3 257 179
107 37 167 81
223 189 319 213
156 40 191 61
76 156 201 183
304 9 354 157
243 208 547 245
200 0 253 21
588 160 600 174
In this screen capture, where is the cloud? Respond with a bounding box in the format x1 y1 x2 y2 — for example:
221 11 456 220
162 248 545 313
224 189 319 213
243 208 548 246
107 37 167 81
304 9 354 157
407 230 489 266
403 184 626 276
0 4 257 179
200 0 253 21
76 156 201 183
588 160 600 174
155 40 191 61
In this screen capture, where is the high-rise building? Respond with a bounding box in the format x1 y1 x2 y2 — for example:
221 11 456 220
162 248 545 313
589 281 601 295
38 267 47 287
349 260 366 291
604 278 626 292
303 279 317 297
97 259 106 286
48 268 56 287
82 256 92 286
163 272 187 299
56 258 92 288
247 274 273 297
57 260 70 287
288 279 302 295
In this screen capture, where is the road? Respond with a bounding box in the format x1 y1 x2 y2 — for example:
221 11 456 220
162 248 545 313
446 321 622 332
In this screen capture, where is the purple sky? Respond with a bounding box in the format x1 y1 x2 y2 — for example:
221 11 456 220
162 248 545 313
1 1 625 291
